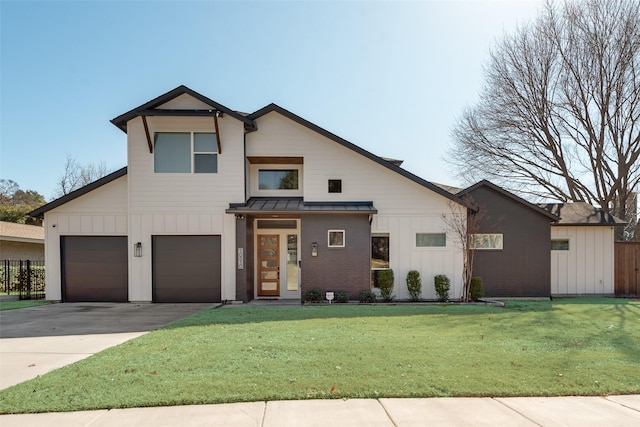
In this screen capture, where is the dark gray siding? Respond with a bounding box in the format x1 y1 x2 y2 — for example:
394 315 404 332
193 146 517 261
468 186 551 297
300 214 371 301
235 216 255 302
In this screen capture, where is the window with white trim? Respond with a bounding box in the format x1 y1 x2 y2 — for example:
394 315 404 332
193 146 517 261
328 230 345 247
470 233 503 250
154 132 217 173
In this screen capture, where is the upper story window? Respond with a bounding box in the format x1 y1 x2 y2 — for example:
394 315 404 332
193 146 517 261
154 132 217 173
258 169 299 190
328 179 342 193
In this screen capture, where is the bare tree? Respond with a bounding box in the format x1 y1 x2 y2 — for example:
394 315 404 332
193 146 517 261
442 197 485 302
448 0 640 240
55 155 110 197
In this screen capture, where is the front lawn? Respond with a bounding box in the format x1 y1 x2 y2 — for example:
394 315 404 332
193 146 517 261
0 300 49 311
0 298 638 413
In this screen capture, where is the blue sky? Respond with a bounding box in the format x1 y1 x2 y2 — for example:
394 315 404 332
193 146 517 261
1 0 542 201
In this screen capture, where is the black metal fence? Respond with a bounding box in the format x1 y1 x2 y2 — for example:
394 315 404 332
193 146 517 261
1 260 46 300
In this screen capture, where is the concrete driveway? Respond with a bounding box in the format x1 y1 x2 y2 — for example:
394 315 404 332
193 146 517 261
0 303 216 389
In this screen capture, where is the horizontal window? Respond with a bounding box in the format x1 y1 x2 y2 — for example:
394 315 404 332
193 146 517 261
416 233 446 247
470 233 503 250
154 132 217 173
328 230 345 247
258 169 298 190
551 239 570 251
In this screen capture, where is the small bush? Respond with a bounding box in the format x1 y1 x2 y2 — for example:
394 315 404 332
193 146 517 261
377 269 395 302
434 274 450 302
304 288 323 303
406 270 422 302
470 276 484 301
334 291 350 303
360 290 377 303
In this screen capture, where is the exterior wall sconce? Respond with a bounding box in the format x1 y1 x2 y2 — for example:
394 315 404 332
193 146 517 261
235 214 245 220
311 242 318 257
134 242 142 257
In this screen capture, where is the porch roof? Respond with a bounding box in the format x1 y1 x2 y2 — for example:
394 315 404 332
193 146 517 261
226 198 377 215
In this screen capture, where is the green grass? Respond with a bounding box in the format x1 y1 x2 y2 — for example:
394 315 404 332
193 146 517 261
0 300 49 311
0 298 638 413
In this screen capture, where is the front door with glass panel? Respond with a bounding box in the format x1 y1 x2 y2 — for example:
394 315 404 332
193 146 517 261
258 235 280 296
255 220 300 299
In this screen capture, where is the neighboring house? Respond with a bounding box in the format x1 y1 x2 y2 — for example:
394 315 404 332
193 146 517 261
30 85 470 303
0 221 45 261
457 181 558 298
541 202 626 296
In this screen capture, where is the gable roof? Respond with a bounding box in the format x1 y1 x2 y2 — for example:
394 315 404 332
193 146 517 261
459 180 558 221
0 221 44 243
540 202 627 226
248 104 473 209
29 167 128 218
110 85 257 132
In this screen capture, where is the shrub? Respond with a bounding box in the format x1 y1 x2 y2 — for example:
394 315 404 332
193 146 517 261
377 269 395 302
470 276 484 301
434 274 450 302
359 290 377 303
304 288 323 303
406 270 422 302
334 291 350 303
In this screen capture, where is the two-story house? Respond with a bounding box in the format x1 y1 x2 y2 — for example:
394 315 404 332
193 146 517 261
31 86 470 303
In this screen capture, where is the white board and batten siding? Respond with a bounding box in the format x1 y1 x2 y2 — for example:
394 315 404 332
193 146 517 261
125 111 246 301
248 111 466 300
43 176 128 301
551 226 615 296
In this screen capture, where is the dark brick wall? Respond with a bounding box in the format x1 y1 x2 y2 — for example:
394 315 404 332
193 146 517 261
468 187 551 297
300 214 371 301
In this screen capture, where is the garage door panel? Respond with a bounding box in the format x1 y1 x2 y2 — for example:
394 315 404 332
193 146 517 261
62 236 128 303
152 236 221 303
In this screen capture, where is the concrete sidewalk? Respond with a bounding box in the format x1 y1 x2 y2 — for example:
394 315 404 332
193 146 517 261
1 395 638 426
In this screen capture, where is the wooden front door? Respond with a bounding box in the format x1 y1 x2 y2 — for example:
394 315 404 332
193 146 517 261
258 234 280 296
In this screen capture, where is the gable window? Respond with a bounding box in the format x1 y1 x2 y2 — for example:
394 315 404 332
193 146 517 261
551 239 570 251
416 233 446 247
258 170 299 190
328 230 345 248
154 132 217 173
470 233 503 250
328 179 342 193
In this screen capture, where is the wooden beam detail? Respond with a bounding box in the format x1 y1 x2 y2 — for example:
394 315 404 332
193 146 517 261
247 156 304 164
214 114 222 154
142 116 153 153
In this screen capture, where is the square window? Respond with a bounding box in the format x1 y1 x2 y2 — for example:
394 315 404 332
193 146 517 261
328 230 345 247
328 179 342 193
416 233 446 247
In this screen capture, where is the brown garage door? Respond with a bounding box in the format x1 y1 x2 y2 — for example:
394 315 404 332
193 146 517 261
62 236 128 302
152 235 221 303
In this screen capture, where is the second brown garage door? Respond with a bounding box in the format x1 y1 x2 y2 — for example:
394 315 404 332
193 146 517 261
152 235 222 303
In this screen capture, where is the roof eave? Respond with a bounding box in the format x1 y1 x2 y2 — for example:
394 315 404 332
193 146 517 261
110 85 256 133
29 167 128 218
